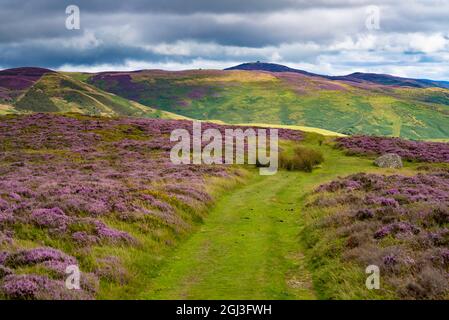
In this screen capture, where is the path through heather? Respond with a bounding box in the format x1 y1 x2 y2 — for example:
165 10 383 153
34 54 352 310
141 171 316 299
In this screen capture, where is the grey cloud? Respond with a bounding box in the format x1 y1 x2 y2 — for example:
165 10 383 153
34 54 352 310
0 0 448 79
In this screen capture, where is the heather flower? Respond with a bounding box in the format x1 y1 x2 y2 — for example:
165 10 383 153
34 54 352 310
1 274 93 300
430 206 449 225
0 251 8 265
336 136 449 163
1 274 38 299
79 272 100 294
0 212 15 225
0 231 13 245
8 192 21 201
0 197 8 210
364 196 399 207
354 209 374 220
0 265 13 279
166 185 212 203
92 221 136 244
30 207 71 231
141 194 174 213
72 231 99 246
383 253 398 266
430 248 449 267
427 228 449 246
374 222 420 239
4 247 76 268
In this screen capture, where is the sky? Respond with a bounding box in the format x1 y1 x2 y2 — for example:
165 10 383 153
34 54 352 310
1 0 449 80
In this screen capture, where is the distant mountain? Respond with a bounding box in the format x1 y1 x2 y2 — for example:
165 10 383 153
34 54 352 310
226 62 449 90
224 62 321 77
329 72 449 90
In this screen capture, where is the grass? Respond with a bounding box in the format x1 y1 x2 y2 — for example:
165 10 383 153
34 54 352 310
101 134 422 300
7 72 188 119
138 169 317 299
237 122 347 137
95 171 248 299
0 113 440 300
0 104 15 115
279 146 324 172
85 70 449 140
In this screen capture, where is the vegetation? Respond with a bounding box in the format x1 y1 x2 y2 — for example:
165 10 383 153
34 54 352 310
280 146 324 172
2 66 449 300
2 70 187 119
86 69 449 140
0 113 300 300
302 168 449 299
14 86 58 112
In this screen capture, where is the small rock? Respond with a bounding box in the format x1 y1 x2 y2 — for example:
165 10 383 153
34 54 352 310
374 153 403 169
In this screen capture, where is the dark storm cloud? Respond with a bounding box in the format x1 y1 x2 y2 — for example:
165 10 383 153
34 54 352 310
0 41 169 67
0 0 389 15
0 0 448 79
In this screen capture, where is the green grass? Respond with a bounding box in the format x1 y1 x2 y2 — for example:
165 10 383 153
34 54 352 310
7 68 449 139
14 85 58 112
236 122 346 136
85 70 449 140
97 134 420 300
0 113 436 300
279 146 324 172
8 72 187 119
138 170 316 299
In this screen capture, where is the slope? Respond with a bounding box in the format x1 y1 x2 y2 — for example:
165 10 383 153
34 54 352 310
86 67 449 140
0 68 187 119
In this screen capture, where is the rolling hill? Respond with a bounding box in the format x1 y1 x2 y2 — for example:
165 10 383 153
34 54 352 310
0 67 185 119
1 63 449 140
84 63 449 140
227 62 449 89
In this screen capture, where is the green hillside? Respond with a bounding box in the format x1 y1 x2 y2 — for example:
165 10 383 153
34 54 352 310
1 66 449 140
86 69 449 140
1 69 187 120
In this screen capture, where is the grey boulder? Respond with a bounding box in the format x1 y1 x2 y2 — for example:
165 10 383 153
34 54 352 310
374 153 403 168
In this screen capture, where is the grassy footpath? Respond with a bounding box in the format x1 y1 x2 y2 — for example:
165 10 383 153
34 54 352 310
140 171 315 299
137 137 419 300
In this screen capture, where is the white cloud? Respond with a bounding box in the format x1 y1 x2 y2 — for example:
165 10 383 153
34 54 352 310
2 0 449 80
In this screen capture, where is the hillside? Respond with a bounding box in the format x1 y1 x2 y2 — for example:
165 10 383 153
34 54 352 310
0 113 302 300
1 64 449 140
85 64 449 140
0 68 185 119
1 113 448 300
227 62 449 89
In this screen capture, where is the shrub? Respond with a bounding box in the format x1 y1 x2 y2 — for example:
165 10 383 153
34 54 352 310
280 146 324 172
303 172 449 299
336 136 449 163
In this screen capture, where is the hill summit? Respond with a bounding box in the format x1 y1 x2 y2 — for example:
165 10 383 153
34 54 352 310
224 61 319 77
